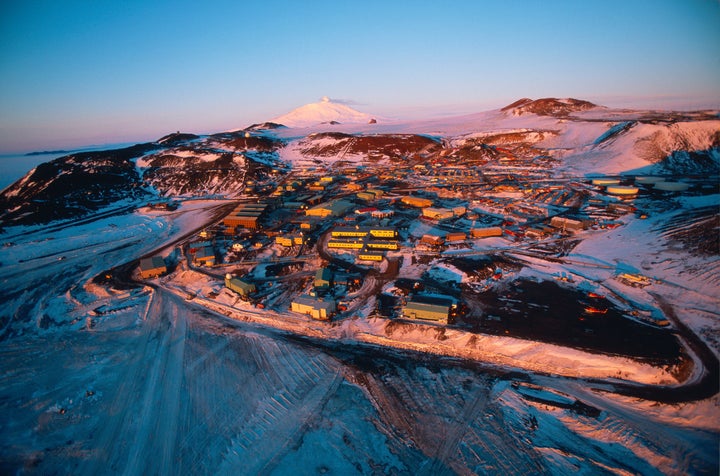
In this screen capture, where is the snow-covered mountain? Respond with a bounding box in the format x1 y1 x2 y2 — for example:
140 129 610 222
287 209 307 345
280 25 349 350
271 96 375 127
1 98 718 227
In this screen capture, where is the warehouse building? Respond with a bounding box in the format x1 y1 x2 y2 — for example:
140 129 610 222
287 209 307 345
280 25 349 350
402 300 451 324
445 232 467 242
305 199 355 218
225 274 256 296
470 227 503 238
291 295 336 320
357 191 377 201
224 201 272 231
422 207 454 220
401 196 433 208
139 256 167 279
421 235 445 246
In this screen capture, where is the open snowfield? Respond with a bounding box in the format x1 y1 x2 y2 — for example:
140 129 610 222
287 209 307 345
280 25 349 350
0 198 718 475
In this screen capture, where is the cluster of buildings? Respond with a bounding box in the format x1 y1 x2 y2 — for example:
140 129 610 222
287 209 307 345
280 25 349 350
327 225 399 261
191 143 679 329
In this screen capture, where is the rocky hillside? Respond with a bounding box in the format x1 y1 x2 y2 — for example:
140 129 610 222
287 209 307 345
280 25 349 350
0 132 285 227
502 97 598 116
0 144 157 225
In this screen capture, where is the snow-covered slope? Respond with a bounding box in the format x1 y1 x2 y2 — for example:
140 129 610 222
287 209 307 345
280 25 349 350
271 100 719 176
0 132 285 226
271 96 374 127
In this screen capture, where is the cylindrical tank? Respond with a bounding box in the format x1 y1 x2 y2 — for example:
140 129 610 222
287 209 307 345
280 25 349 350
634 176 664 184
606 185 639 195
654 182 689 192
592 178 621 186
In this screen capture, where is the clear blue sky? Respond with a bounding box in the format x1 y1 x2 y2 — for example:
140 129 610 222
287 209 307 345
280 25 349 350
1 0 719 153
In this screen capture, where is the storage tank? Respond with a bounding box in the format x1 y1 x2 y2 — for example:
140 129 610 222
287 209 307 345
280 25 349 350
634 176 664 185
606 185 639 195
654 181 689 192
591 178 621 186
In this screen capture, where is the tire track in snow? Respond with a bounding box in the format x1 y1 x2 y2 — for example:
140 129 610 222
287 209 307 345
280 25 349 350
215 340 343 475
122 289 187 476
423 384 489 475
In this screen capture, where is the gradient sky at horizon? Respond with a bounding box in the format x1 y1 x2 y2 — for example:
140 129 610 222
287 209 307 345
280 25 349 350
1 0 719 153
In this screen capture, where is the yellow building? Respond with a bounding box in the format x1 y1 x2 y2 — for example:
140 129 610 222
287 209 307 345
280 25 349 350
358 250 385 261
368 228 397 239
422 207 454 220
328 240 364 249
365 241 399 250
331 227 369 238
401 196 433 208
470 227 503 238
305 199 354 217
291 295 336 320
139 256 166 279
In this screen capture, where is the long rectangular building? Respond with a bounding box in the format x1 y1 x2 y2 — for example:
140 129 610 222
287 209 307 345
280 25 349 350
403 301 450 324
470 227 503 238
224 201 272 230
331 226 398 240
365 240 399 250
328 239 365 249
401 196 433 208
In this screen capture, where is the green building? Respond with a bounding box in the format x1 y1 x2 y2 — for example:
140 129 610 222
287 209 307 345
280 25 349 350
225 274 256 296
403 300 451 324
315 267 333 288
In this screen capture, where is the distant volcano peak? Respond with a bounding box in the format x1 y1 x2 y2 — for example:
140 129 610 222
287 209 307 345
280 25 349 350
271 97 374 127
